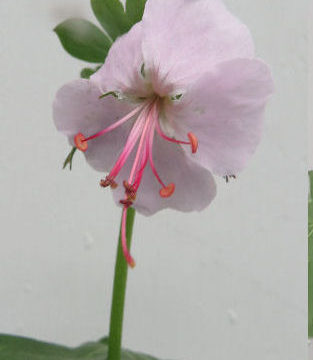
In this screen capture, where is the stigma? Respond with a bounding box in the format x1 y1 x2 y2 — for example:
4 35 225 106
74 96 198 267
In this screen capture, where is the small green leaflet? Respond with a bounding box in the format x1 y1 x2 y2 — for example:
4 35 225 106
126 0 147 24
80 66 102 79
91 0 132 41
63 147 77 171
54 18 112 63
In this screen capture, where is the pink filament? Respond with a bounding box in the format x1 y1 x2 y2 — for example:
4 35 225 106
133 137 149 190
155 119 190 145
128 104 156 184
121 207 135 268
109 108 147 179
119 104 159 268
148 120 167 188
83 105 143 142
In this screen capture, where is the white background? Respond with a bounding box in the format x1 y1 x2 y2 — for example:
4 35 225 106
0 1 308 359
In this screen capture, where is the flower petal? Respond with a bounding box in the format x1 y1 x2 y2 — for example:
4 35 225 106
142 0 254 95
90 22 150 98
53 79 135 172
112 136 216 216
165 58 274 176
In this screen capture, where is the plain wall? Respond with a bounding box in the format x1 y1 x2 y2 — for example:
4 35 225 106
0 1 308 359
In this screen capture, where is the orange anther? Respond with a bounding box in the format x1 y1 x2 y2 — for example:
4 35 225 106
159 183 175 198
188 132 198 154
129 259 136 268
74 133 88 152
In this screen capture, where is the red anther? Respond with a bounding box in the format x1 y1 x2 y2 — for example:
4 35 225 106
74 133 88 152
100 176 117 189
123 181 137 200
159 183 175 198
100 179 110 188
188 132 198 154
120 199 133 208
123 180 132 191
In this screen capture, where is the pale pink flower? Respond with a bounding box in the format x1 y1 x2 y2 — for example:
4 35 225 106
53 0 273 267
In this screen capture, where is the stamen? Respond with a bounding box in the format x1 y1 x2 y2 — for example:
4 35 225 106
155 120 198 154
121 207 136 268
148 117 175 198
84 105 143 142
74 133 88 152
74 105 143 153
149 141 166 188
188 132 198 153
155 120 189 145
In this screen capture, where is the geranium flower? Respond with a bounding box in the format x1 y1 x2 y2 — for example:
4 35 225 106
53 0 273 267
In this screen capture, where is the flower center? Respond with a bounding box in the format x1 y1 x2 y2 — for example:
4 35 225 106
74 97 198 267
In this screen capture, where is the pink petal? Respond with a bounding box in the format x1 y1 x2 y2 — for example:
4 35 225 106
165 58 274 176
90 22 151 98
142 0 254 95
53 79 135 172
112 136 216 216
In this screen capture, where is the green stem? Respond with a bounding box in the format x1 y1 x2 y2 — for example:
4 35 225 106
108 207 136 360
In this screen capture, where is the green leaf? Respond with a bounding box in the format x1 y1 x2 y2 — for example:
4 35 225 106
126 0 147 24
54 18 112 63
91 0 132 40
309 171 313 336
80 66 101 79
0 335 107 360
0 334 164 359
